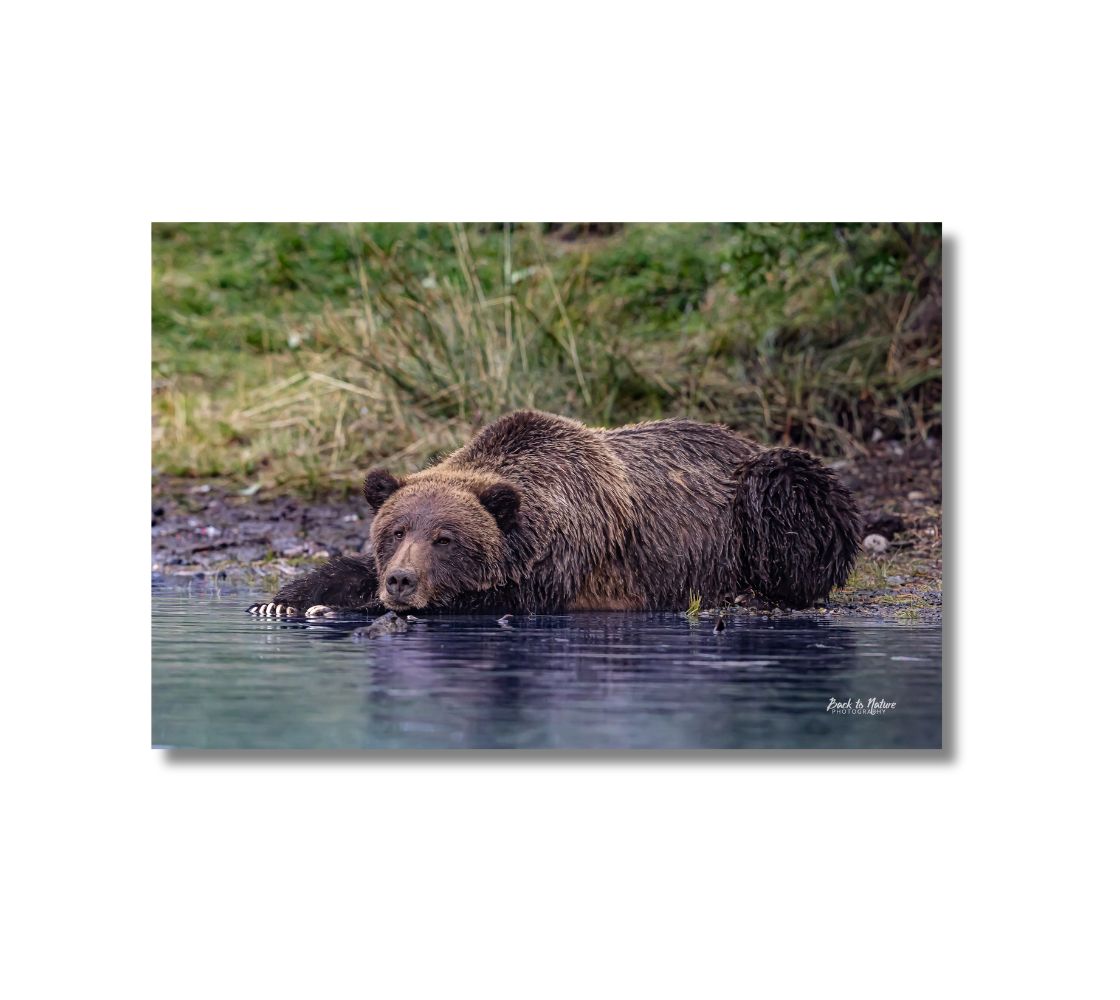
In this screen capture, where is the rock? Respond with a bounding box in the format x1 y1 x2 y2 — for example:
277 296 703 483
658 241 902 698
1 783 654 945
886 575 905 585
863 533 889 555
352 612 410 638
907 490 927 501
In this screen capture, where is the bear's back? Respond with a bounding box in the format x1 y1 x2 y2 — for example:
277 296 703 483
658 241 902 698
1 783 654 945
441 411 758 609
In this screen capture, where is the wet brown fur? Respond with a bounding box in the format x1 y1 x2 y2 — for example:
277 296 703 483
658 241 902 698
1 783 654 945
265 410 861 614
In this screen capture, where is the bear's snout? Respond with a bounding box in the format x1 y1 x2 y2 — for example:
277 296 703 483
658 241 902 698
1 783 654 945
385 568 419 603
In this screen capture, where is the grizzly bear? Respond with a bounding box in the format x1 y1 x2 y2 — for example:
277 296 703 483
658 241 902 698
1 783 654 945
247 410 860 617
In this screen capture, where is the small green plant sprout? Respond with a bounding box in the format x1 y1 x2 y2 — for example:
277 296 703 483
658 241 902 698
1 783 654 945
685 591 702 619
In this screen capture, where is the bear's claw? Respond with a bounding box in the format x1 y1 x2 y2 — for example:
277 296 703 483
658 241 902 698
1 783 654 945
244 603 301 617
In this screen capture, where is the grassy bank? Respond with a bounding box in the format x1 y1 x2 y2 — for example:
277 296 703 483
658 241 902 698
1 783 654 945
152 223 941 495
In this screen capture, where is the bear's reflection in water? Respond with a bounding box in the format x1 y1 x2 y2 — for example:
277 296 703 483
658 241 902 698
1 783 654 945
300 612 940 749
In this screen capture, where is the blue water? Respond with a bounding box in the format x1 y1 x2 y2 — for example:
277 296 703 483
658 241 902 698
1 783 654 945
152 584 942 750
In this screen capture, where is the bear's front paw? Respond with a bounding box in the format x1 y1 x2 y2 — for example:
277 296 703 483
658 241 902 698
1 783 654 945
245 602 338 618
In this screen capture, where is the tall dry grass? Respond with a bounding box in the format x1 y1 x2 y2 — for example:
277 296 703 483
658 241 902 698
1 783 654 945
152 222 941 493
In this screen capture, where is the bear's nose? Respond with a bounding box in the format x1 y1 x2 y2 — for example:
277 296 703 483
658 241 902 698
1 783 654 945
385 568 418 600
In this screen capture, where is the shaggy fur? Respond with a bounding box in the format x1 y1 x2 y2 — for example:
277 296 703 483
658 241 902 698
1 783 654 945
250 410 861 616
735 448 862 608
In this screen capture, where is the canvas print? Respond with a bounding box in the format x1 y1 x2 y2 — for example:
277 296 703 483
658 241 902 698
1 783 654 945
152 223 943 749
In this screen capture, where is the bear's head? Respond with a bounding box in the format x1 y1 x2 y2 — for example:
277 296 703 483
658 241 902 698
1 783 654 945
363 468 521 611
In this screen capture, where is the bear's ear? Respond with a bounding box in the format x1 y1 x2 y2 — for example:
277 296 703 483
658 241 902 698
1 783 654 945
363 468 402 513
477 481 521 533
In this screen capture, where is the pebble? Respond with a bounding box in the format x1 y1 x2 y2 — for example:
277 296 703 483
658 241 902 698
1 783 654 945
907 490 926 501
886 575 905 585
863 533 889 554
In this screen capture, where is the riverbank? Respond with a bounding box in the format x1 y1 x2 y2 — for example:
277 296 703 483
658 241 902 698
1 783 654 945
152 438 941 624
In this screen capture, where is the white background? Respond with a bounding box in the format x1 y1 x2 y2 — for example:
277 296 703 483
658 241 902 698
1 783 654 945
3 2 1118 998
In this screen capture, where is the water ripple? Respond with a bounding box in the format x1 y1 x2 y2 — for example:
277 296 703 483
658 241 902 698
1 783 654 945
153 584 942 749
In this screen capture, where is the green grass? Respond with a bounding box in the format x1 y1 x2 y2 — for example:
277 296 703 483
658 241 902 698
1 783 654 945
152 222 942 494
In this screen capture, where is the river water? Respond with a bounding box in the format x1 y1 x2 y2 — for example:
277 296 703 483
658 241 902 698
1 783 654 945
152 583 942 750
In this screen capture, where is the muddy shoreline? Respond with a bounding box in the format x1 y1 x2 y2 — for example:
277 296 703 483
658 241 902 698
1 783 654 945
152 440 942 624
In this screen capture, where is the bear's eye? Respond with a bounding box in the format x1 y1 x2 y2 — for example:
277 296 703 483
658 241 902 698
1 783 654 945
433 535 452 547
393 529 405 540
